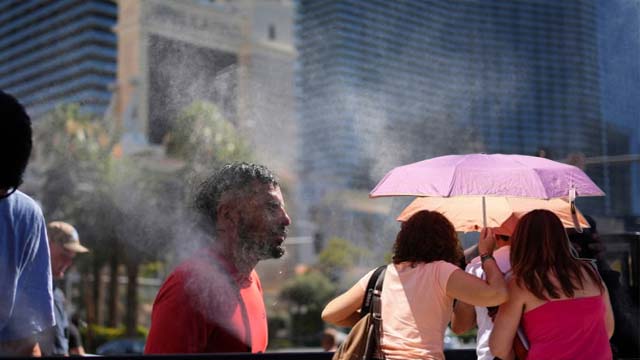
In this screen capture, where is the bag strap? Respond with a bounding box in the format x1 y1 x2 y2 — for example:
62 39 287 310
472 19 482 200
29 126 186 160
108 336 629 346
368 267 386 360
371 267 385 317
361 265 387 315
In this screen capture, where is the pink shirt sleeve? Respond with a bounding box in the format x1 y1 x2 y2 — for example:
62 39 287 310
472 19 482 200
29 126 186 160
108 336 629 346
435 260 460 293
357 267 379 291
358 262 458 292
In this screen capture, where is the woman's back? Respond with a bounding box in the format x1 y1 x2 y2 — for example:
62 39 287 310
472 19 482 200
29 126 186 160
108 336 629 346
522 265 604 310
489 210 614 360
523 295 610 360
359 261 458 360
519 266 612 360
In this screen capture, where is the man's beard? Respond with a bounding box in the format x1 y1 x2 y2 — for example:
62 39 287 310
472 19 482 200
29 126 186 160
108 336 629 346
237 223 286 260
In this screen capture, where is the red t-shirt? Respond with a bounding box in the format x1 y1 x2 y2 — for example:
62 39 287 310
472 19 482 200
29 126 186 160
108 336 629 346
144 250 268 354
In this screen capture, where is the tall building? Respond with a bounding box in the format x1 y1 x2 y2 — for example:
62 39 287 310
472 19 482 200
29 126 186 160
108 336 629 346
114 0 297 181
597 0 640 221
296 0 605 242
0 0 117 119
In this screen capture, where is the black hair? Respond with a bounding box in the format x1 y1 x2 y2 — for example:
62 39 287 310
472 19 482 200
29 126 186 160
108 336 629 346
193 162 278 230
0 90 32 195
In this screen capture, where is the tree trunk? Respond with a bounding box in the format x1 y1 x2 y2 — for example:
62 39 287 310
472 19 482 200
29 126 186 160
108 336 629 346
83 272 94 351
107 248 120 327
124 261 139 337
86 260 104 351
91 260 103 325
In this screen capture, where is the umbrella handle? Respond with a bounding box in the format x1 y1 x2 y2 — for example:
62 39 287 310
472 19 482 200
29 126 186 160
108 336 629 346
482 196 487 228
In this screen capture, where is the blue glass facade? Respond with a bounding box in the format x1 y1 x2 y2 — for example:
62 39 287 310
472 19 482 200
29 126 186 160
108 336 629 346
597 0 640 219
296 0 604 206
0 0 117 119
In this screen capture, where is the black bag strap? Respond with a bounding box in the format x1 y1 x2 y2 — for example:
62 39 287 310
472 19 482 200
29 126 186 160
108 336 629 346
361 265 387 315
365 267 386 360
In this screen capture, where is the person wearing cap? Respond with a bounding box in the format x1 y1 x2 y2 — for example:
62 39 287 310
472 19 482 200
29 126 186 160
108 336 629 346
0 90 55 357
39 221 89 356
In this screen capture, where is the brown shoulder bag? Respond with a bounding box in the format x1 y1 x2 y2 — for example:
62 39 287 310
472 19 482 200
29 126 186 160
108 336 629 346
332 265 386 360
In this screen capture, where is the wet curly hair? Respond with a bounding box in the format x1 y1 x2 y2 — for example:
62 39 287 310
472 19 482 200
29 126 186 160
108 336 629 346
392 210 463 266
193 162 278 230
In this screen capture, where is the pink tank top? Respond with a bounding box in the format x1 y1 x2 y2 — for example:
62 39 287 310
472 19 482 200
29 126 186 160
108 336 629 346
522 295 612 360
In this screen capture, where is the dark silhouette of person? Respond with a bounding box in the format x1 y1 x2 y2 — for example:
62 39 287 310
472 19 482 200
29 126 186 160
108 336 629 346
0 90 55 356
568 216 640 359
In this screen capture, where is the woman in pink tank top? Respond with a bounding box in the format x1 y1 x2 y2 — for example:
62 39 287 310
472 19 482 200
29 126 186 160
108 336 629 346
489 210 615 360
322 211 509 360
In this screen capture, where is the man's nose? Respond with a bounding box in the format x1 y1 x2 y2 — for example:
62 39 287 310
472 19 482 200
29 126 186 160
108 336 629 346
282 209 292 227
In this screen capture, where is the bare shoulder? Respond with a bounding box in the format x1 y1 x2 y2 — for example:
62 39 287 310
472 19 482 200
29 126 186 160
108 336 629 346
507 277 530 302
577 264 605 296
507 277 523 292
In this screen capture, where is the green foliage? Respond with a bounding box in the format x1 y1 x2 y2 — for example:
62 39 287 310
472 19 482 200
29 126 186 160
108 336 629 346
269 337 293 350
279 271 336 309
316 237 368 281
383 251 393 264
279 271 337 347
37 104 115 165
164 100 251 169
267 315 292 350
139 261 165 278
37 105 113 193
36 104 120 269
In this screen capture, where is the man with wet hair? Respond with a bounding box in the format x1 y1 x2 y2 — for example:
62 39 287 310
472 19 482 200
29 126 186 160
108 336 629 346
0 90 55 356
145 162 291 354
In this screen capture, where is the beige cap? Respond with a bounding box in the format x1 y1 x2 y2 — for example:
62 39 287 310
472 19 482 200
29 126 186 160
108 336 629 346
47 221 89 253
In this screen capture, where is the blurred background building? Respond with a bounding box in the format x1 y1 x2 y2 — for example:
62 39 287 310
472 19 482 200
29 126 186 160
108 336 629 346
0 0 117 119
596 0 640 225
2 0 636 245
295 0 639 247
1 0 637 259
113 0 297 189
0 0 298 209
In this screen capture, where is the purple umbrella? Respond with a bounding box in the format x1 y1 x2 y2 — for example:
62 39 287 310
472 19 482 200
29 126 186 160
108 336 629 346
369 153 604 229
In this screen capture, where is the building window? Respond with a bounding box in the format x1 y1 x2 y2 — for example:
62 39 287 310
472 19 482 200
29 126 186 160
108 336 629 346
268 24 276 40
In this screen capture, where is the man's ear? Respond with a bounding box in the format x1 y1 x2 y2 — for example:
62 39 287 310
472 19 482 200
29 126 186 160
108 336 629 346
217 202 240 230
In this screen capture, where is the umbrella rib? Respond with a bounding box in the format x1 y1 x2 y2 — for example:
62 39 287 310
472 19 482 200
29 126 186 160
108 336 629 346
446 156 467 197
511 157 553 199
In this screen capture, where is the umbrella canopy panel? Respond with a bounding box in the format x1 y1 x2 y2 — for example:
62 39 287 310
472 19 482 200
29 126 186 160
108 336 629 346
370 154 605 199
397 196 590 235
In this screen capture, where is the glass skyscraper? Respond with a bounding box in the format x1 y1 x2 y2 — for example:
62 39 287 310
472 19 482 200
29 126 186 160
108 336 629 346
296 0 604 209
597 0 640 219
0 0 117 119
